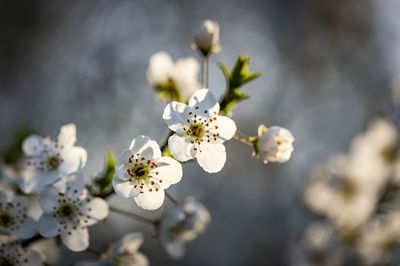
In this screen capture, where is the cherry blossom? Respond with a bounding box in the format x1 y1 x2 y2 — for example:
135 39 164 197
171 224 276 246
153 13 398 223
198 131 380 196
163 89 236 173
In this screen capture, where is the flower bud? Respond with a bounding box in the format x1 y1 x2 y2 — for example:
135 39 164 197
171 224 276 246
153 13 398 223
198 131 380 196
255 125 294 164
192 20 221 56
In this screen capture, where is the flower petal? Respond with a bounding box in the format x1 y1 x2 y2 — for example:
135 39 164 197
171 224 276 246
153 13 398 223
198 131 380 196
39 186 59 214
57 124 77 148
22 136 43 156
168 134 195 162
61 226 89 252
63 175 86 201
154 157 182 189
131 252 150 266
20 170 60 194
129 135 161 159
112 177 140 198
59 146 87 175
134 189 165 210
13 217 36 239
163 102 191 132
22 250 43 266
38 215 59 237
115 232 144 253
208 115 237 142
147 51 174 85
188 89 219 115
81 198 109 226
161 238 186 259
173 58 200 101
196 143 226 173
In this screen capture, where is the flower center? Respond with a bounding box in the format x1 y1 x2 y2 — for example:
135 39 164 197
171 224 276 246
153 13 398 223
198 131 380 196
126 153 163 193
0 212 15 228
113 251 136 266
47 155 61 170
381 144 398 163
338 179 358 200
128 164 150 181
187 123 205 139
57 203 76 221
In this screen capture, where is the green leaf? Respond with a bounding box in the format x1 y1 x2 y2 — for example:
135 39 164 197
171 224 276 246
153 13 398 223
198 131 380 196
1 125 36 164
218 55 260 115
91 151 116 195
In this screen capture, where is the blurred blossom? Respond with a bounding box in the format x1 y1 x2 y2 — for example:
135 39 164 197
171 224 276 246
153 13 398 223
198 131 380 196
301 116 400 265
163 89 236 173
159 197 210 259
192 19 221 56
0 191 36 239
112 135 182 210
255 124 294 164
78 232 149 266
346 118 398 188
304 118 400 231
147 52 200 102
0 235 43 266
301 222 334 252
293 222 347 266
20 124 87 194
357 211 400 265
304 164 378 231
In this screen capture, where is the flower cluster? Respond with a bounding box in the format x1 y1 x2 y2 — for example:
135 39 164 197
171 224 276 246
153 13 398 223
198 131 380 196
0 19 294 265
298 118 400 265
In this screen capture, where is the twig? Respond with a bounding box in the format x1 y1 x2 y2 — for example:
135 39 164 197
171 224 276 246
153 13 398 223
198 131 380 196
109 206 158 225
233 130 254 146
202 55 209 88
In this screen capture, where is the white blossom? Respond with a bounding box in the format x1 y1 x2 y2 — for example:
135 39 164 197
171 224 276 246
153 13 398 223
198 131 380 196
21 124 87 194
38 175 108 252
163 89 237 173
192 20 221 55
255 124 294 164
113 135 182 210
159 197 210 259
0 235 43 266
147 52 200 102
0 192 36 239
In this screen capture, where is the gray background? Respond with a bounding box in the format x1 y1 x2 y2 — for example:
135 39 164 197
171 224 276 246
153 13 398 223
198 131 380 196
1 0 400 265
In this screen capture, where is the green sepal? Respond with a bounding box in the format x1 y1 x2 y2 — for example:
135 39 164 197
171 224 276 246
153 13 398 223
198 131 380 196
154 79 183 102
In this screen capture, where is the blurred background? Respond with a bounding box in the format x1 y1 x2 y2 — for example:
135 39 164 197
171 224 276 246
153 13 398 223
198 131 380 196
1 0 400 265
